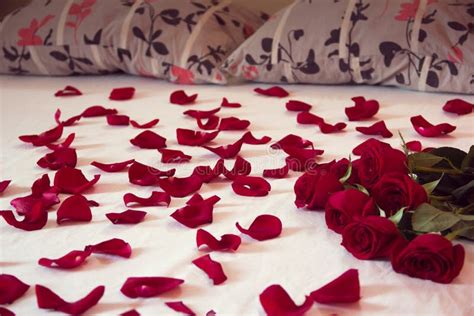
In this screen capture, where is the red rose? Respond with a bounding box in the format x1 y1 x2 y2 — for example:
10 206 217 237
372 172 428 216
329 158 359 184
352 139 407 189
294 168 344 210
341 216 405 260
325 189 379 234
391 234 464 284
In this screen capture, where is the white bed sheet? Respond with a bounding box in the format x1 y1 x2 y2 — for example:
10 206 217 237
0 75 473 316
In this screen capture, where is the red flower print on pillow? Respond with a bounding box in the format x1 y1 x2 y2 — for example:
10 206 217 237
17 15 55 46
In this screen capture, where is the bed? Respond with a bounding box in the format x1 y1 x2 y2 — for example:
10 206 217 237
0 74 473 315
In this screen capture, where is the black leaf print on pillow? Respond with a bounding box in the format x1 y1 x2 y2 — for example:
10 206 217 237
187 45 226 75
50 46 93 74
84 29 102 45
379 42 402 67
3 46 30 75
117 48 131 62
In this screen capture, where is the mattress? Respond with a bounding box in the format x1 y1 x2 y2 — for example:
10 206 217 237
0 74 473 315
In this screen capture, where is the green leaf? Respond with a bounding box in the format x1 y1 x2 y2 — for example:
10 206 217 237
412 203 460 232
389 207 406 225
451 180 474 203
423 176 442 195
408 152 443 169
430 147 466 169
339 158 352 183
457 214 474 221
445 220 474 241
354 184 369 196
461 145 474 170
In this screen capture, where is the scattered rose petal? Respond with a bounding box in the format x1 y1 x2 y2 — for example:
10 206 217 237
106 210 147 225
218 117 250 131
109 87 135 101
81 105 117 117
130 130 167 149
221 97 241 108
170 195 220 228
170 90 197 105
241 131 271 145
297 112 324 125
0 202 48 231
203 139 244 159
36 284 104 314
159 174 203 198
10 174 59 215
85 238 132 258
120 277 184 298
286 100 312 112
356 120 393 138
263 165 289 178
345 96 379 121
55 109 81 126
38 249 92 269
0 180 11 194
46 133 75 150
284 147 324 172
236 214 282 241
310 269 360 304
107 114 130 126
54 167 100 194
0 307 14 316
91 159 135 172
222 156 251 180
19 124 64 147
254 86 289 98
232 176 271 197
123 191 171 207
54 85 82 97
177 129 219 146
192 254 227 285
271 134 313 150
0 274 30 304
130 119 159 129
196 115 220 130
196 229 241 251
128 161 175 186
192 160 223 183
442 99 473 115
183 108 220 119
159 148 192 163
406 140 422 152
37 148 77 170
318 121 347 134
410 115 456 137
57 194 92 224
165 301 196 316
259 284 312 316
121 309 140 316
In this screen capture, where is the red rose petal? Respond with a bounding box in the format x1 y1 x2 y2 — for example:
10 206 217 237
109 87 135 101
159 148 192 163
0 274 30 304
159 174 203 198
286 100 312 112
170 90 197 105
259 284 313 316
10 175 59 215
232 176 271 197
442 98 473 115
192 160 224 183
120 277 184 298
81 105 117 117
54 85 82 97
46 133 75 150
196 115 220 130
222 156 252 180
356 120 393 138
310 269 360 304
177 129 219 146
130 119 160 129
221 97 242 108
192 254 227 285
203 139 244 159
183 107 220 119
106 210 147 225
36 284 104 314
91 159 135 172
263 165 289 178
170 195 220 228
54 167 100 194
0 307 14 316
123 191 171 207
236 214 282 241
165 301 196 316
271 134 313 150
297 112 324 125
0 180 11 194
85 238 132 258
410 115 456 137
128 161 175 186
121 309 140 316
406 140 422 152
130 130 167 149
254 86 289 98
38 249 92 269
0 202 48 231
57 194 92 224
345 96 379 121
196 229 241 251
107 114 130 126
19 124 64 147
55 109 81 126
218 117 250 131
37 147 77 170
284 147 324 172
318 121 347 134
241 131 271 145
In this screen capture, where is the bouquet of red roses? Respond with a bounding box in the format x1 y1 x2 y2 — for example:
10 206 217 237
294 137 473 284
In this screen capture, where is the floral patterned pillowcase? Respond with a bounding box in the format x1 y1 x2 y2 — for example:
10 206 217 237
0 0 265 84
223 0 473 94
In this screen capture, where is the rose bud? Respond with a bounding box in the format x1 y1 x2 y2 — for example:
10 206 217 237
372 172 428 216
391 234 465 284
325 189 379 234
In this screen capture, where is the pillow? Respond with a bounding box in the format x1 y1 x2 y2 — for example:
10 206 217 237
0 0 266 84
223 0 474 94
